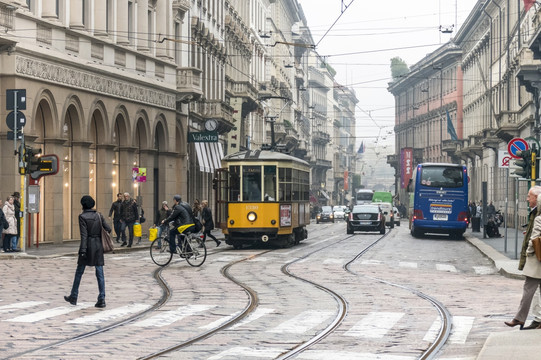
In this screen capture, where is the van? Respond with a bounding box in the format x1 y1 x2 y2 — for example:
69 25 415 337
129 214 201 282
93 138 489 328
355 189 374 205
372 191 393 204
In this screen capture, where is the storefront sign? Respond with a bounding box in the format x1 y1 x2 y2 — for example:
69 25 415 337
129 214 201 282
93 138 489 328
132 167 147 182
401 148 413 189
188 131 218 142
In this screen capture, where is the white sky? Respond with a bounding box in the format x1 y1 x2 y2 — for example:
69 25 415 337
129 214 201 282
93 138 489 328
298 0 479 151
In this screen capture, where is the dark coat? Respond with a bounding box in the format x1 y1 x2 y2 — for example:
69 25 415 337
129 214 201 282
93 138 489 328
78 210 111 266
201 206 214 231
121 199 138 223
109 199 123 219
164 202 192 227
520 206 538 270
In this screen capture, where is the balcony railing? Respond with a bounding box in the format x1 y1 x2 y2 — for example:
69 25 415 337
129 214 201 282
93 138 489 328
190 99 234 124
312 130 330 144
177 67 203 102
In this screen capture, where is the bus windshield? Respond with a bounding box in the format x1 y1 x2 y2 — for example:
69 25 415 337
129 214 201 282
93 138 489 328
420 166 463 188
356 192 373 201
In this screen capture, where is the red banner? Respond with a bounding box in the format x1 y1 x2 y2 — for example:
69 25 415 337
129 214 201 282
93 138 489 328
524 0 536 12
401 148 413 189
344 170 349 190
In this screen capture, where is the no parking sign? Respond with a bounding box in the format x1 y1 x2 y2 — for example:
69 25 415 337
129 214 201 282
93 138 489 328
507 138 529 159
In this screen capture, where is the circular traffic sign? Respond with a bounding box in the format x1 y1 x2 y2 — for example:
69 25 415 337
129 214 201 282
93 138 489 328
508 138 529 159
5 110 26 131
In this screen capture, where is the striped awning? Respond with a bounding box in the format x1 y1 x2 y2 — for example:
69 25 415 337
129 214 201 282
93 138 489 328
194 142 224 173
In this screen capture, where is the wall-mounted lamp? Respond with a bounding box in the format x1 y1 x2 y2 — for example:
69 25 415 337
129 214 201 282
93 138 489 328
421 88 428 93
258 30 272 38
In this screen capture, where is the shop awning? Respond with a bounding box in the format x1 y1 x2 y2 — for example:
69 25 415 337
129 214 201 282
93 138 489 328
194 142 224 173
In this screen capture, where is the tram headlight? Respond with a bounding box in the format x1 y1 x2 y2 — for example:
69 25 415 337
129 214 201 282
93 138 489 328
247 211 257 222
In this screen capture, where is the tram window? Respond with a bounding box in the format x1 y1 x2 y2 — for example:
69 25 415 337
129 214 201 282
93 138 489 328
293 183 300 200
242 166 262 201
264 166 276 201
229 166 241 201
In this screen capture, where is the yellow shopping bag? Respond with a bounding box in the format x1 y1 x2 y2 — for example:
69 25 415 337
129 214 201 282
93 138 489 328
133 222 142 237
148 227 158 242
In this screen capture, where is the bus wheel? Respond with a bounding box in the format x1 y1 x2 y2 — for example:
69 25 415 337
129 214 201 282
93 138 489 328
411 226 422 238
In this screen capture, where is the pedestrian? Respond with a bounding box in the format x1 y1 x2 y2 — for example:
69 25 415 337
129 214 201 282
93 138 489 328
3 196 19 252
193 199 202 221
0 199 8 253
108 193 124 244
64 195 111 308
201 200 220 247
120 192 138 248
487 201 496 219
505 186 541 330
155 201 171 248
12 192 20 248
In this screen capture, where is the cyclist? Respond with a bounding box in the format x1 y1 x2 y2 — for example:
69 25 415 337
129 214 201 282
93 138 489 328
161 195 196 254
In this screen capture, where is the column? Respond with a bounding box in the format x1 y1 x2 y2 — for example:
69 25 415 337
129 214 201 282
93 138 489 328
117 0 129 44
42 0 58 19
96 145 116 215
94 0 107 36
70 0 84 29
155 0 168 58
42 139 66 244
71 142 92 239
137 0 149 51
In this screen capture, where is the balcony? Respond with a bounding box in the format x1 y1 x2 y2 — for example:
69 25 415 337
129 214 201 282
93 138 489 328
312 130 330 144
173 0 191 12
177 67 203 103
442 139 458 155
189 100 234 132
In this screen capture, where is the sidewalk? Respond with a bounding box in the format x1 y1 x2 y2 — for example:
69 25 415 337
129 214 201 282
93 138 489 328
465 226 541 360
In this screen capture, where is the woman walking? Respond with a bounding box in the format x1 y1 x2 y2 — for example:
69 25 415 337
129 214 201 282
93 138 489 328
3 196 19 252
64 195 111 308
201 200 220 247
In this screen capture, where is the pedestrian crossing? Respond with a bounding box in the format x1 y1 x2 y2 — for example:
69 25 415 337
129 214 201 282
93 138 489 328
0 300 479 349
359 260 495 275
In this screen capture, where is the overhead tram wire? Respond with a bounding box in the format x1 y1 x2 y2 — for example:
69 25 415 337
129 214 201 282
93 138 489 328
315 0 357 48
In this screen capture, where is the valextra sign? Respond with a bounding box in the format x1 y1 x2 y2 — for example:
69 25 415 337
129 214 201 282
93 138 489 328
188 131 218 143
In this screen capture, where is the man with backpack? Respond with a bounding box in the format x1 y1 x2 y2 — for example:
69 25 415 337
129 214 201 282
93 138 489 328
161 195 198 254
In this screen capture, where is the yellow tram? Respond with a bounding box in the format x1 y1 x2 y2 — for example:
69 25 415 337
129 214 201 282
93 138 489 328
214 149 310 248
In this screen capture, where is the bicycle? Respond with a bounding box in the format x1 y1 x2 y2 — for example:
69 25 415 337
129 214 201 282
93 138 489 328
150 223 207 267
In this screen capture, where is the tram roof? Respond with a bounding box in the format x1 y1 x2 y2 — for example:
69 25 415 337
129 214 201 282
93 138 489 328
222 150 309 166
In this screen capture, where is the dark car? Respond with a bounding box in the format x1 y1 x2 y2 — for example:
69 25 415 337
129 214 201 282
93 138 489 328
347 205 386 234
316 206 334 224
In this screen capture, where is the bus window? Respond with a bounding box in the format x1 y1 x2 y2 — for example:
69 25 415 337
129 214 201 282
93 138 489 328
421 166 463 188
264 166 276 201
242 166 262 201
229 166 240 201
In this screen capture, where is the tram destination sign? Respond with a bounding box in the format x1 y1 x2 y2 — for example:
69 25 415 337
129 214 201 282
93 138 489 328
188 131 218 143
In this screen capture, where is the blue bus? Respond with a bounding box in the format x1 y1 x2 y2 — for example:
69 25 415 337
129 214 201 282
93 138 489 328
408 163 469 239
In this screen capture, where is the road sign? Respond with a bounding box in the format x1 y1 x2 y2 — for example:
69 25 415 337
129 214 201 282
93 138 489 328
498 150 511 168
508 138 529 159
6 110 26 130
7 130 22 141
6 89 26 110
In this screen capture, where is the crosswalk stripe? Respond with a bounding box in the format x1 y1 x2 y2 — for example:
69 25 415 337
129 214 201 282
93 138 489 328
361 260 383 265
323 258 344 265
268 310 334 334
345 312 404 338
229 308 275 330
297 350 416 360
67 303 151 324
399 261 418 269
423 317 442 342
436 264 457 272
0 301 48 314
207 347 282 360
4 303 94 323
449 316 475 344
131 304 215 327
199 310 243 330
473 266 494 275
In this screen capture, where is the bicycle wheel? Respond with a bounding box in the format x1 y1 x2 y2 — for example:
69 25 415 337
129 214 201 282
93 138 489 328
150 237 173 266
185 235 206 267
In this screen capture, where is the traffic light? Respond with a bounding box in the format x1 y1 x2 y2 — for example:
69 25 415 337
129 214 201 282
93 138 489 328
24 148 58 180
510 150 532 179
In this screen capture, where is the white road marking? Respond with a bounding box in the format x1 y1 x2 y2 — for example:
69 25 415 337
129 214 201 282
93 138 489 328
345 312 404 338
268 310 334 334
199 310 243 330
214 255 245 262
4 303 93 323
282 236 339 255
399 261 418 269
473 266 494 275
449 316 475 344
229 308 275 329
207 347 283 360
423 317 441 342
323 258 344 265
297 350 416 360
131 304 215 327
436 264 457 272
67 303 151 324
360 260 383 265
0 301 48 314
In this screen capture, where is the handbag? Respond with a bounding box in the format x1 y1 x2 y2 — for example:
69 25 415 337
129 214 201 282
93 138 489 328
148 226 158 242
532 237 541 262
1 216 8 230
98 213 114 253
